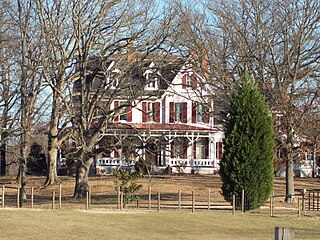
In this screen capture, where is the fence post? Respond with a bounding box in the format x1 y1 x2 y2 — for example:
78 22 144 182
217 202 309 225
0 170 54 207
117 185 120 209
302 189 306 212
148 184 151 210
157 192 160 212
2 185 4 208
178 190 181 209
17 188 20 208
89 185 92 209
275 227 294 240
52 191 55 210
317 192 319 211
232 194 235 215
192 190 195 213
31 187 34 209
241 189 245 213
270 191 274 217
59 184 62 209
313 192 315 211
86 191 89 210
208 189 211 211
298 198 301 217
120 192 123 210
308 192 311 210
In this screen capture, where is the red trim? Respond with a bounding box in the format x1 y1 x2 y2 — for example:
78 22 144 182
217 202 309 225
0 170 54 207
114 101 119 122
192 102 197 123
182 74 186 89
182 102 187 123
169 102 174 123
142 102 147 122
191 74 197 89
218 142 223 159
127 106 132 122
114 148 120 158
155 102 160 123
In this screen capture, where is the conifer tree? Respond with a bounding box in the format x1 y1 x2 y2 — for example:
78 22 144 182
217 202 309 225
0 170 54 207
219 75 275 210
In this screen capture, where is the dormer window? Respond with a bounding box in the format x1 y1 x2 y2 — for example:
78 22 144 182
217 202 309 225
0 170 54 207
182 72 197 89
186 74 192 87
109 70 120 89
145 72 158 90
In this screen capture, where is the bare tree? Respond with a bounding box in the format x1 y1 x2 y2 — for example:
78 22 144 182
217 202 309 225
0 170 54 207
5 0 49 200
0 2 20 176
35 0 76 185
177 0 320 202
60 0 180 198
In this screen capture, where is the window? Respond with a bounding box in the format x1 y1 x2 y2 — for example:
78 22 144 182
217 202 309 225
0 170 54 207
142 102 160 122
196 105 205 122
109 72 120 88
114 101 132 122
147 102 156 122
171 138 187 159
186 74 192 87
196 139 205 159
145 72 158 90
169 102 187 123
175 103 183 122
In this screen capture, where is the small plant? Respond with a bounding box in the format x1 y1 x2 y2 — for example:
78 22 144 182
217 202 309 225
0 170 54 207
113 169 142 206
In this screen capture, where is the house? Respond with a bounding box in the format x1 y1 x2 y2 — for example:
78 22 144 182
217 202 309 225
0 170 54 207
93 57 224 174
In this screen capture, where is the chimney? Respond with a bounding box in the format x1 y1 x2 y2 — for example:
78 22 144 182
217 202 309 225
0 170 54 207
201 49 209 81
127 39 135 61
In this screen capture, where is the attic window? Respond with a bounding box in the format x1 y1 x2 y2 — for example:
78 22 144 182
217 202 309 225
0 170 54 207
145 72 158 90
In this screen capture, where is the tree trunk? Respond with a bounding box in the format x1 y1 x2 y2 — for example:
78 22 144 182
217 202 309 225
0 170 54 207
74 158 93 199
0 141 6 176
19 158 27 201
44 143 59 185
44 91 61 186
285 148 295 203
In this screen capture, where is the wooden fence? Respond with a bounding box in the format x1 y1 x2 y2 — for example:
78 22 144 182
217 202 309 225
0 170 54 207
1 185 318 216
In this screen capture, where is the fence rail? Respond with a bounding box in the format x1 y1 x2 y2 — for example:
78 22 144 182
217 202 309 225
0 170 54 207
1 184 319 216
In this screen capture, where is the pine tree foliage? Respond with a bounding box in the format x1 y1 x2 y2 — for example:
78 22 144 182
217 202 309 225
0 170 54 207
219 75 275 210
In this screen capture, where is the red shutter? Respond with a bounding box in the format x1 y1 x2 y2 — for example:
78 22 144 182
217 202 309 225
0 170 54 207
182 102 187 123
169 102 174 123
218 142 223 159
191 73 197 89
192 102 197 123
183 139 188 159
204 138 209 159
142 102 147 122
127 106 132 122
182 74 186 89
193 141 197 159
114 100 119 122
114 149 120 158
155 102 160 123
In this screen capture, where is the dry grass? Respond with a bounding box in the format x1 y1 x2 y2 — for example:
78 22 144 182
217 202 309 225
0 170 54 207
1 175 320 239
0 208 320 240
1 174 320 210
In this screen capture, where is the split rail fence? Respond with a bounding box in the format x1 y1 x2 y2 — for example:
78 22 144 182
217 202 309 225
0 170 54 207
1 184 319 216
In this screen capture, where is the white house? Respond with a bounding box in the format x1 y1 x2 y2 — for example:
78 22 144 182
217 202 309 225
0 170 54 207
95 60 224 174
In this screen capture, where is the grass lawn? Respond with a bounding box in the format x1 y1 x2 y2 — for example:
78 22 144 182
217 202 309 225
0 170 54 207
0 208 320 240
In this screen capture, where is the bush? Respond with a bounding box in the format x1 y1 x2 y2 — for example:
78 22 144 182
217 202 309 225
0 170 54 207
219 75 275 210
27 143 47 175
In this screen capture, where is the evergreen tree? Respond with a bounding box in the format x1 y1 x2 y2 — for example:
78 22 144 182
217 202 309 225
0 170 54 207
219 75 275 210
